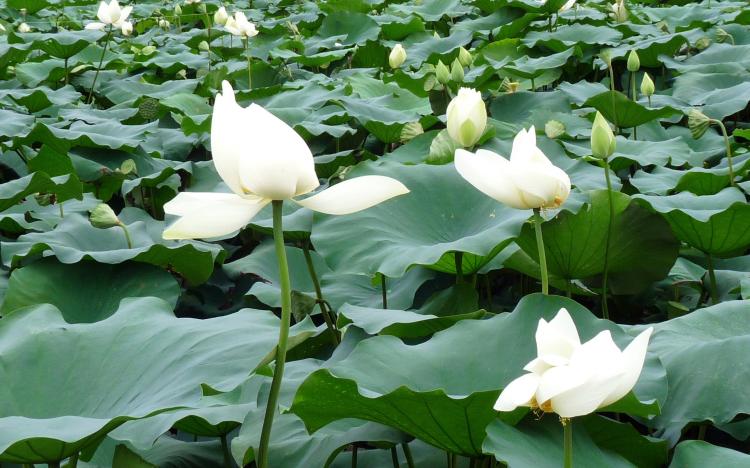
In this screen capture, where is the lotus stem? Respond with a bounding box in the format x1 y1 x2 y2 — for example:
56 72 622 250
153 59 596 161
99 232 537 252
68 453 79 468
58 202 64 218
302 242 339 345
455 251 464 283
257 200 293 468
351 444 358 468
630 71 637 139
390 447 400 467
117 222 133 249
243 38 252 90
87 25 113 104
49 462 61 468
601 158 615 320
220 434 233 468
711 119 735 187
562 418 573 468
402 443 415 468
706 253 719 305
381 272 388 308
532 209 549 295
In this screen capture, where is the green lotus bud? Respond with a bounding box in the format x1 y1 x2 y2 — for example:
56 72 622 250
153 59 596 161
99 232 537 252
695 37 711 50
174 4 182 15
90 204 121 229
141 45 157 55
687 108 711 139
198 40 210 51
640 72 655 97
435 60 450 85
458 47 473 67
590 111 616 159
450 58 464 83
715 28 734 45
545 120 565 139
120 159 137 175
626 50 640 72
389 44 407 69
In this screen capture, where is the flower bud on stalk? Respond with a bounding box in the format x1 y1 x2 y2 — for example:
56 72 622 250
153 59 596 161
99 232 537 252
626 50 640 72
446 88 487 148
435 60 450 85
591 112 616 159
458 47 473 67
450 59 464 83
389 44 406 69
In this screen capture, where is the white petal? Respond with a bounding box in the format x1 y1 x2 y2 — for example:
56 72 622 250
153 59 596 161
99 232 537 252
211 81 319 200
108 0 121 23
85 22 106 30
493 373 540 412
523 357 550 374
454 149 528 209
536 365 587 406
119 5 132 22
162 192 269 240
294 176 409 215
536 308 581 365
96 1 111 23
599 327 654 407
512 163 571 209
510 126 552 166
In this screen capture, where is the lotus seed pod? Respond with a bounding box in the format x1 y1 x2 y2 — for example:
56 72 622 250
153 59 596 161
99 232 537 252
138 97 161 120
695 37 711 50
545 120 565 139
687 108 711 140
90 204 121 229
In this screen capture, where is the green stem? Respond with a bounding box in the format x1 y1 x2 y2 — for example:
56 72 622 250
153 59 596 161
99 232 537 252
118 223 133 249
706 253 719 305
244 38 252 90
256 200 292 468
530 76 536 91
87 25 113 104
631 72 637 140
381 273 388 309
402 443 415 468
351 444 358 468
712 119 735 187
68 453 79 468
302 243 339 345
455 251 464 284
563 418 573 468
532 209 549 295
64 57 69 85
391 447 400 468
601 158 615 320
49 462 61 468
220 435 233 468
58 202 64 218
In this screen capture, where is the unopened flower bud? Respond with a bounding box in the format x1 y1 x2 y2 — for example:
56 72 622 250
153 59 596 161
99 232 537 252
458 47 473 67
198 40 210 51
640 72 655 97
626 50 640 72
435 60 450 84
389 44 406 69
90 204 121 229
591 111 616 159
450 58 464 83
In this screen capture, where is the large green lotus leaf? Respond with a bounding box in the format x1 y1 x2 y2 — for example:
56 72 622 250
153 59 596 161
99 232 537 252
561 137 697 169
669 440 750 467
504 48 576 79
311 161 530 278
0 258 179 322
337 304 487 339
291 294 666 456
388 0 471 21
523 25 623 50
22 30 104 59
661 44 750 74
400 30 473 68
82 435 226 468
0 108 34 142
316 11 380 45
635 300 750 442
100 77 200 105
1 208 225 285
225 241 431 312
0 84 81 112
23 119 157 154
630 154 750 196
670 72 750 120
516 190 679 295
0 297 317 463
584 91 679 129
634 188 750 257
489 90 571 128
483 414 667 468
0 172 82 211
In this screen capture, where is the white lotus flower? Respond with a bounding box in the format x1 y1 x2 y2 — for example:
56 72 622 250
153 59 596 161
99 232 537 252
213 6 229 26
559 0 577 11
446 88 487 148
184 0 201 4
17 22 31 33
494 308 653 418
389 44 407 69
610 0 628 22
120 20 133 36
224 11 258 38
85 0 133 31
162 81 410 240
455 127 571 210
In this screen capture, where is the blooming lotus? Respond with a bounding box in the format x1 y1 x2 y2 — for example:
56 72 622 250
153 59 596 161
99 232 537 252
224 11 258 38
455 127 570 210
446 88 486 148
85 0 133 32
163 81 409 240
494 308 653 418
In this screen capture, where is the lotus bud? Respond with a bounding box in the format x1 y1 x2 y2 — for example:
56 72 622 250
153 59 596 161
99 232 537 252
120 159 137 175
389 43 407 69
435 60 450 85
715 28 734 45
446 88 487 148
17 22 31 33
158 19 170 29
591 111 616 159
610 0 628 22
695 37 711 50
626 50 640 72
545 120 565 139
121 21 133 36
90 204 121 229
688 108 711 139
198 40 210 51
174 4 182 15
640 72 655 97
141 45 157 55
214 6 229 26
458 47 473 67
450 58 464 83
